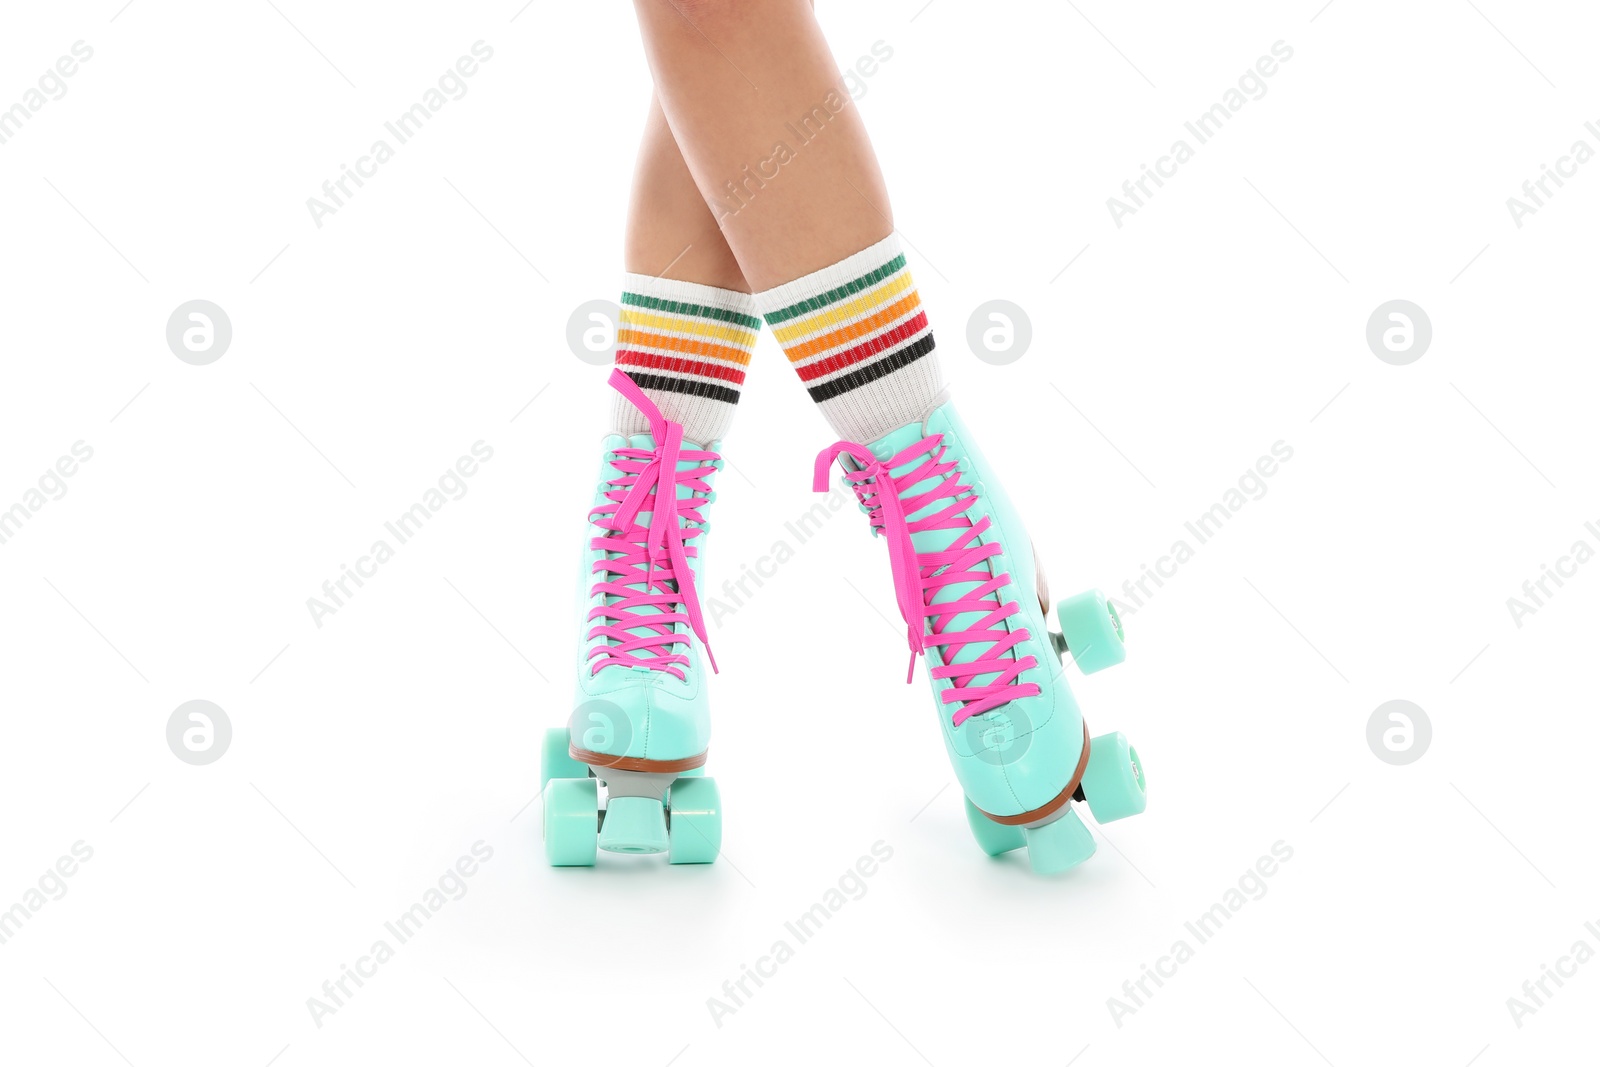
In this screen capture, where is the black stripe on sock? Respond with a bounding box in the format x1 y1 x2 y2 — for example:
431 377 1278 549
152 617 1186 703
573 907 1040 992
622 370 741 407
805 333 936 403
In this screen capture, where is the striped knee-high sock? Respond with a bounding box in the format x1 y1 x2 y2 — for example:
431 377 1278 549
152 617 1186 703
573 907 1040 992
612 274 761 446
754 235 946 444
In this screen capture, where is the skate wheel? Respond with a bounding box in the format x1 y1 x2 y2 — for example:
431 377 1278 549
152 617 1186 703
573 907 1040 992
1023 808 1096 874
1056 589 1126 674
543 778 599 866
667 776 722 865
540 727 589 791
598 796 669 855
1079 731 1147 823
963 795 1025 856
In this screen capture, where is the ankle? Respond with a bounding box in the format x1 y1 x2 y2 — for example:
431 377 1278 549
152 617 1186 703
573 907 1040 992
754 234 948 444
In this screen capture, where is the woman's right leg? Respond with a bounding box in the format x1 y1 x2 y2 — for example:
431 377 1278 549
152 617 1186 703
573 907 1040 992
625 96 747 291
612 95 759 449
545 97 753 867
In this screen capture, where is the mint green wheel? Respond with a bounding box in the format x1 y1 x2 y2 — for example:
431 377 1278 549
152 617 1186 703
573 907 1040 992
1022 808 1096 874
540 727 589 791
543 777 599 866
1057 589 1126 674
1079 731 1147 822
963 795 1025 856
666 776 722 864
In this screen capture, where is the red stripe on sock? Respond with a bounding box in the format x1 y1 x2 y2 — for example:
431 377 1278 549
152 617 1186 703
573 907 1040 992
617 350 747 387
793 311 930 383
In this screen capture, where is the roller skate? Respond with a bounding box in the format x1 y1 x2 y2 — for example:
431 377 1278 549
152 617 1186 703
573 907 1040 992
816 402 1146 874
541 369 724 866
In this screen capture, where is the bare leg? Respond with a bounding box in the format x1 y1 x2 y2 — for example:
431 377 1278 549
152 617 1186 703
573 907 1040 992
629 4 1120 882
632 0 893 291
612 93 760 446
626 94 749 291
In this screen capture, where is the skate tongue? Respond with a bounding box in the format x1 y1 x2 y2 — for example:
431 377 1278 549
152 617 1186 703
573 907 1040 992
865 420 932 464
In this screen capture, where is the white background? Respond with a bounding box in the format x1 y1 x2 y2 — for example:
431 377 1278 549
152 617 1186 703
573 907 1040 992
2 1 1597 1064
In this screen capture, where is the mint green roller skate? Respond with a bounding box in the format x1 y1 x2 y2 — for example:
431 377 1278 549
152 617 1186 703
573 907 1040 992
541 369 724 866
817 402 1145 874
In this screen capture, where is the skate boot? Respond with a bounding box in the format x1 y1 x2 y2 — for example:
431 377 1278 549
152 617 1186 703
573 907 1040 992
816 401 1146 874
541 369 724 866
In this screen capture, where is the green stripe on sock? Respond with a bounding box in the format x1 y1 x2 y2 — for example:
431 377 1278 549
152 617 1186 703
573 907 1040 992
763 253 909 326
621 290 763 330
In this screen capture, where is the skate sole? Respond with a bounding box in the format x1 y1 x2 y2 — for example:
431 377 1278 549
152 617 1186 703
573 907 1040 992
567 746 708 774
969 722 1092 827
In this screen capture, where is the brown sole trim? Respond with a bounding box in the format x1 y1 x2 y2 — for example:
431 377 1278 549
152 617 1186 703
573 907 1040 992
975 722 1092 826
569 746 708 774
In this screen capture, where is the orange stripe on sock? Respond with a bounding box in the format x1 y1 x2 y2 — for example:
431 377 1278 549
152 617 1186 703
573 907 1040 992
783 292 922 363
615 329 753 367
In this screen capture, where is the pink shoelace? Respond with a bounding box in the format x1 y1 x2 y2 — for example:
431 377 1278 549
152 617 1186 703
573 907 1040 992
815 434 1040 727
587 369 718 680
